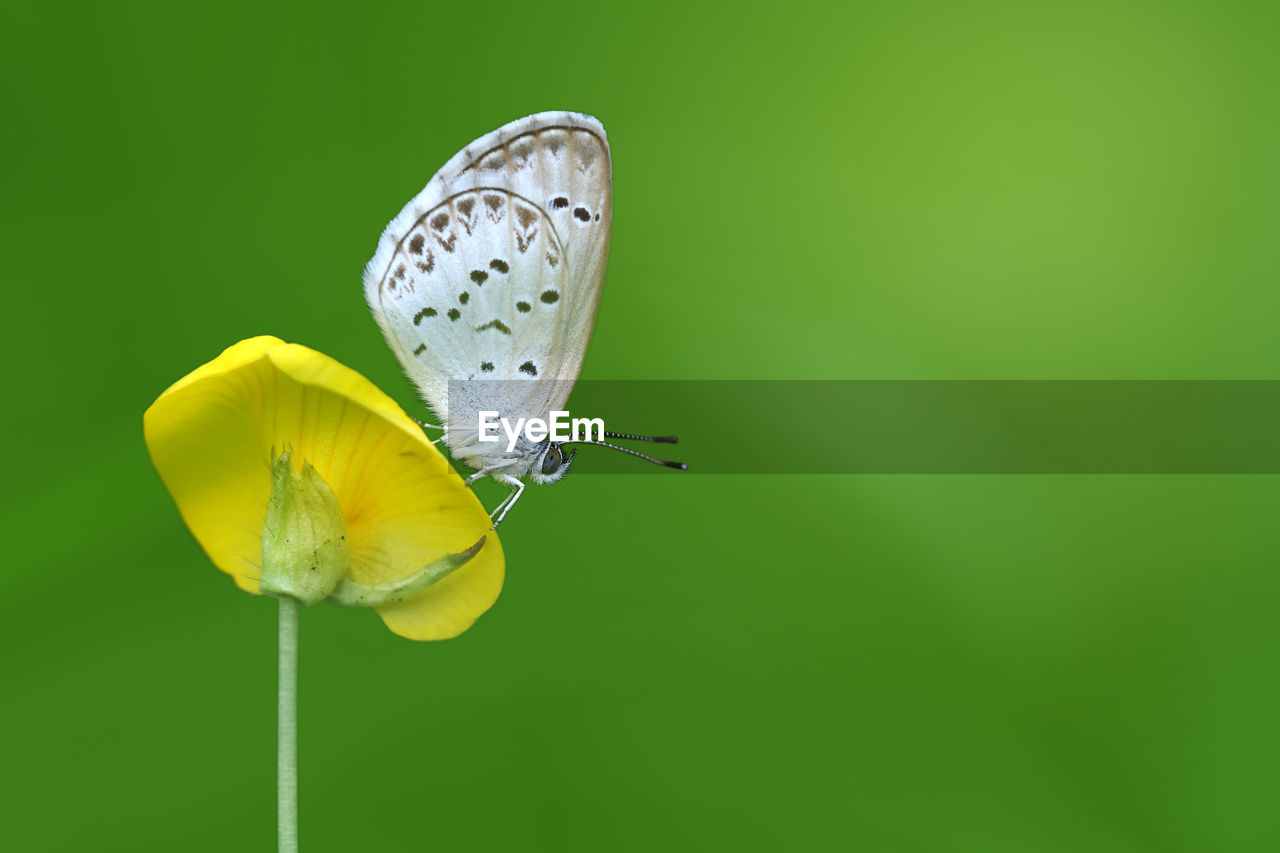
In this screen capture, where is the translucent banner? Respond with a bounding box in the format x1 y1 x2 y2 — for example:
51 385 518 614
443 380 1280 474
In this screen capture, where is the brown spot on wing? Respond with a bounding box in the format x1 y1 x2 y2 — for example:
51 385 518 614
512 140 535 169
483 194 505 221
453 198 477 235
574 135 600 171
415 247 435 273
514 203 539 254
476 150 506 172
543 130 568 157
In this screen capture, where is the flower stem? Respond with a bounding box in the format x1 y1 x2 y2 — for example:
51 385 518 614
278 596 300 853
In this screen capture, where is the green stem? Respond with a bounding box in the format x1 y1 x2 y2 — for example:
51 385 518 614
278 596 300 853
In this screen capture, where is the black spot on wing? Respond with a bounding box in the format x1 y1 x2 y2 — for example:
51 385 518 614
540 290 560 304
519 361 537 376
480 361 494 373
490 259 509 273
573 207 590 222
476 319 512 335
470 270 488 285
447 308 460 321
516 301 531 313
413 307 436 324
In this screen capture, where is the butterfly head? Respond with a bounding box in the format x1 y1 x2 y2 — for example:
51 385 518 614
529 441 576 485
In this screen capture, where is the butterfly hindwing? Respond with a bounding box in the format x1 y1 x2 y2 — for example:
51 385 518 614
369 189 569 415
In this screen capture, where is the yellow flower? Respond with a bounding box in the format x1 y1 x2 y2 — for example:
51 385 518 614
143 336 503 640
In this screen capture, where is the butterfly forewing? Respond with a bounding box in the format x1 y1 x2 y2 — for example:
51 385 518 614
363 111 612 469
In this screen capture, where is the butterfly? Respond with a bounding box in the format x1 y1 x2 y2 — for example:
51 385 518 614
363 111 684 526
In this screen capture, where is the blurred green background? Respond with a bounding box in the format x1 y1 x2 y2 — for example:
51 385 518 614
4 1 1279 850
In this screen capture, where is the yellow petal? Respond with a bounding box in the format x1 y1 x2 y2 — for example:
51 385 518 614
144 338 503 640
373 534 504 641
156 335 284 398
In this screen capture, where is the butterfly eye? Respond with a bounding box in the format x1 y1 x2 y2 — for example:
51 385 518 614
541 445 563 476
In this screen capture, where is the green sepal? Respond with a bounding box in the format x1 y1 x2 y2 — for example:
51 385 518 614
327 537 487 607
259 448 351 605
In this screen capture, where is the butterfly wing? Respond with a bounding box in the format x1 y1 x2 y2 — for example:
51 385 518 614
363 112 612 453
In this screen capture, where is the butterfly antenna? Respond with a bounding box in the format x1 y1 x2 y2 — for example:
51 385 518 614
603 431 680 444
561 439 688 470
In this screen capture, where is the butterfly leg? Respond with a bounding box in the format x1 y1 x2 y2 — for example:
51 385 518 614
465 460 517 487
412 417 444 431
489 474 525 529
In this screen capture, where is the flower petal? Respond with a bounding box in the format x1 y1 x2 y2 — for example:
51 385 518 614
374 534 504 640
144 338 502 639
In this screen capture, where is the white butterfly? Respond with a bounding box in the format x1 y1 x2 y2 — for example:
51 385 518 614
363 111 683 525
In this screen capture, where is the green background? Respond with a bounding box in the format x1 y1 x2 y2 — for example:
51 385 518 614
4 1 1279 850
